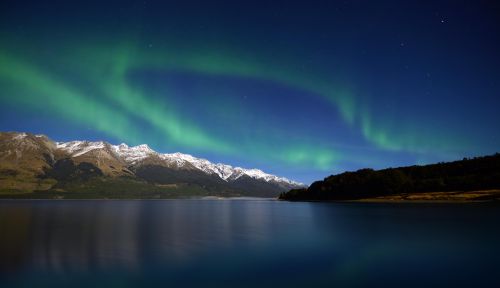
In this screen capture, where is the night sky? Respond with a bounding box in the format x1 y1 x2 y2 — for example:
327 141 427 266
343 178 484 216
1 0 499 184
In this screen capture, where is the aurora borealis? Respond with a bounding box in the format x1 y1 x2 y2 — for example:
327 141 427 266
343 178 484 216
1 1 499 183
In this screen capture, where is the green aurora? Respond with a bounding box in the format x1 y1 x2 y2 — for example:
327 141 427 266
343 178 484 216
1 1 497 183
0 39 480 176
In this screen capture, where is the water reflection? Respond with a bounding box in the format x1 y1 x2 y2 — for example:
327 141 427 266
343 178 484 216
1 201 141 273
0 200 499 287
0 200 314 275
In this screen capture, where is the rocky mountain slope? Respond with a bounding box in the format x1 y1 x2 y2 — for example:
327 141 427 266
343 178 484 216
0 132 304 198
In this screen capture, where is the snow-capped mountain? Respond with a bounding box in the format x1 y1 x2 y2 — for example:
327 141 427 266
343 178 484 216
56 140 303 187
0 132 305 197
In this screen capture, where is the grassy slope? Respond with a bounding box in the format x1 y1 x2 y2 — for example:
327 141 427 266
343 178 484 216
0 177 243 199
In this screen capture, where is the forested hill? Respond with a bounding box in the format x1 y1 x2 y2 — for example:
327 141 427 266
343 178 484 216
279 154 500 201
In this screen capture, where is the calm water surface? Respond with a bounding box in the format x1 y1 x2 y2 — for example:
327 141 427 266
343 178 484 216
0 199 499 287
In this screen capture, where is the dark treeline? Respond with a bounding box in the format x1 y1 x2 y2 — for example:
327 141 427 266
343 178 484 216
280 153 500 201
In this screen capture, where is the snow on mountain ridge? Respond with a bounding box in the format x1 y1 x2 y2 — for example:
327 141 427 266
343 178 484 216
13 132 28 140
111 142 155 164
56 141 107 157
55 140 303 186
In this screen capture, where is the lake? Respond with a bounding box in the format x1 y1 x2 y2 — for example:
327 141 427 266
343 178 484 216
0 199 499 287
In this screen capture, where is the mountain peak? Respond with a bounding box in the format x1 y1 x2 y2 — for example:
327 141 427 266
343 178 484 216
13 132 28 140
118 143 128 149
134 144 152 151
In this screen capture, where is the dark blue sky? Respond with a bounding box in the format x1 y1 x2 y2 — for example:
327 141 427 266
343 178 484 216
1 0 499 183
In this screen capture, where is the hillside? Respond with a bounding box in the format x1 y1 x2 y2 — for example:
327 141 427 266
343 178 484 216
279 154 500 201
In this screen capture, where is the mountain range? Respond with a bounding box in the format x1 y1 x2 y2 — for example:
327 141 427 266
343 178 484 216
0 132 304 198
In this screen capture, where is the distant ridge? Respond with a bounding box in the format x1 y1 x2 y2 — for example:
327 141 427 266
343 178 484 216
280 153 500 201
0 132 304 198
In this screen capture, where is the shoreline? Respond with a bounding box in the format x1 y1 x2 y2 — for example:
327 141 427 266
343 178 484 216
0 196 277 201
1 190 499 203
279 190 500 203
